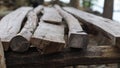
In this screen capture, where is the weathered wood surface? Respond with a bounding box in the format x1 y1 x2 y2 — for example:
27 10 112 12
5 46 120 68
0 7 33 51
10 11 38 52
31 21 65 54
33 5 43 15
0 40 6 68
63 7 120 47
41 7 62 24
54 5 88 49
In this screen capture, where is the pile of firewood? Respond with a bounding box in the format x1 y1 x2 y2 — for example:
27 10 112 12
1 5 120 68
0 5 88 55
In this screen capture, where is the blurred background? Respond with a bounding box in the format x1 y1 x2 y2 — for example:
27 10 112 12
0 0 119 22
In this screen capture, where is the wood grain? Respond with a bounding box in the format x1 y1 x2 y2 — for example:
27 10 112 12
31 21 65 54
0 7 33 51
41 7 62 24
10 6 43 52
63 7 120 47
54 5 88 49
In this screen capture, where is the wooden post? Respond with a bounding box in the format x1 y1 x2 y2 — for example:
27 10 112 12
0 7 33 51
0 39 6 68
103 0 114 19
70 0 80 8
54 5 88 49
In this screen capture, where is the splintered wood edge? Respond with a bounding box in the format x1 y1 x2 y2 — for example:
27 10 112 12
30 37 65 54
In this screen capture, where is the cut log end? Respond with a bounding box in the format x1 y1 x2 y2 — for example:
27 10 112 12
69 32 88 49
31 38 65 54
10 35 30 52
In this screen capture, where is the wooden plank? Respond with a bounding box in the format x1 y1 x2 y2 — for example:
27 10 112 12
63 7 120 47
41 7 62 24
54 5 88 49
5 46 120 68
10 10 38 52
0 7 33 51
31 21 65 54
0 39 6 68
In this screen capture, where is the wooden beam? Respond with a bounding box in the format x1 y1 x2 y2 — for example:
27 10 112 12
0 40 6 68
5 46 120 68
41 7 62 24
54 5 88 49
0 7 33 51
10 10 38 52
63 7 120 47
31 21 65 54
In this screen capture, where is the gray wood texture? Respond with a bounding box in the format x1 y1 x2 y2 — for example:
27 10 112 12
31 21 65 54
41 7 62 24
63 7 120 48
10 11 38 52
9 6 43 52
54 5 88 49
0 7 33 51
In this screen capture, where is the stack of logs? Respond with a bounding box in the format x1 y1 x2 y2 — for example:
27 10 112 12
0 5 88 55
1 5 120 68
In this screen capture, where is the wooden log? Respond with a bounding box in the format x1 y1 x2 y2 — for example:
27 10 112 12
63 7 120 47
5 46 120 68
0 7 33 51
33 5 43 15
41 7 62 24
54 5 88 49
31 21 65 54
10 11 38 52
0 40 6 68
9 6 43 52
